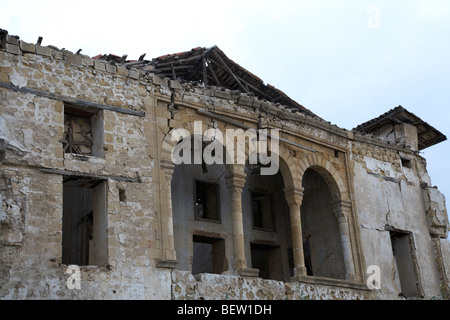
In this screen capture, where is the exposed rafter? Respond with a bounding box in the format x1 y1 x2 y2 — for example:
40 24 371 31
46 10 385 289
144 46 318 118
353 106 447 150
94 46 318 118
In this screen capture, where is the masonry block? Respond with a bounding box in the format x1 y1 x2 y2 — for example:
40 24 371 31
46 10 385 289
106 64 117 74
82 57 94 67
35 45 52 57
6 34 19 46
5 43 21 55
67 54 83 66
152 75 162 85
129 69 140 80
169 80 182 90
19 41 35 53
238 95 254 107
117 65 128 76
94 60 106 71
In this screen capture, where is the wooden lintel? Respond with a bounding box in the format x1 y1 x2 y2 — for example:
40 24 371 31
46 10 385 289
40 168 140 183
0 82 145 117
202 57 208 85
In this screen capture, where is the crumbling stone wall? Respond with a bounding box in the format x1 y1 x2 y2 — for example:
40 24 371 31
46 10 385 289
350 135 449 299
0 33 170 298
171 271 374 300
1 29 449 300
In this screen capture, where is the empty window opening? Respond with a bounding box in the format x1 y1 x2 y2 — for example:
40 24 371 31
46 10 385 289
118 188 126 202
171 148 228 273
250 243 283 281
62 177 107 266
301 168 346 279
334 150 340 158
401 157 412 169
244 163 292 281
195 180 220 221
303 234 313 276
63 104 104 157
251 192 275 231
287 247 295 278
192 235 225 275
388 228 423 298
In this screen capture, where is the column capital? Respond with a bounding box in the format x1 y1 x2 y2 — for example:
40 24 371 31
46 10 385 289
331 198 352 208
284 186 304 207
331 199 352 221
225 171 247 191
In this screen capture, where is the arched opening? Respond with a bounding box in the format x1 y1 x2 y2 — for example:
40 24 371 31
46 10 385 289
171 135 231 275
168 129 299 280
242 161 293 281
300 167 346 279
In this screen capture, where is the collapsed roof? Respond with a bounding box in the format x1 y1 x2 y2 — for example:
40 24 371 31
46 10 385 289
3 27 444 150
96 46 318 118
97 49 447 150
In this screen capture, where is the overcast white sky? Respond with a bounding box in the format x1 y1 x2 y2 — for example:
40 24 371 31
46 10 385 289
1 0 449 218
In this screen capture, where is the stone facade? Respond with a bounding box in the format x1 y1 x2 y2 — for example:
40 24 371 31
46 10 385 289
1 29 449 300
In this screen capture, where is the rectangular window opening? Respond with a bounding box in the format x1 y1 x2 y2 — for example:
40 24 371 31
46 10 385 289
250 243 283 281
388 228 423 298
118 188 126 202
251 192 275 231
195 180 220 222
62 177 108 266
63 104 104 157
401 157 412 169
192 235 225 275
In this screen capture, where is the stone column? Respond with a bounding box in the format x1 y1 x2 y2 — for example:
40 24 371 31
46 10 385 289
156 160 178 269
225 167 258 277
331 199 356 280
285 186 307 277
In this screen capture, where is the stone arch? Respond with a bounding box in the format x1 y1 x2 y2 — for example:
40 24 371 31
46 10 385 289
162 125 303 191
240 137 301 191
161 124 238 174
278 146 301 191
240 140 301 280
298 152 356 280
157 124 205 266
297 153 349 201
161 125 245 273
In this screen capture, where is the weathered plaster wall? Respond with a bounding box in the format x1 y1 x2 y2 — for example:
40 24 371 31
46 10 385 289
0 166 172 299
0 43 172 299
351 140 447 299
441 239 450 292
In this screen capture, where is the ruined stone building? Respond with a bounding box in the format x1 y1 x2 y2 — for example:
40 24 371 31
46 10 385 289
1 28 449 300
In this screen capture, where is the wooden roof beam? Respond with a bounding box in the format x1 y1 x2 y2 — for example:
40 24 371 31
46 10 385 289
202 58 208 85
211 50 249 93
170 62 177 80
208 62 222 87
